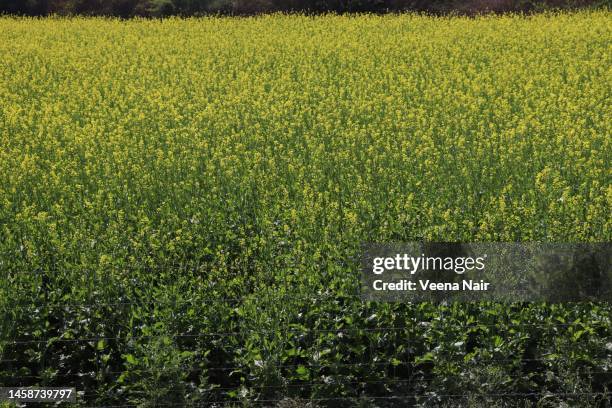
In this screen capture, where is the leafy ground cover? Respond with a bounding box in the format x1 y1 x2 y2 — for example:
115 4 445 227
0 11 610 406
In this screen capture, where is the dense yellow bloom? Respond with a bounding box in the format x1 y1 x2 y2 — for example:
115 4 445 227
0 11 610 279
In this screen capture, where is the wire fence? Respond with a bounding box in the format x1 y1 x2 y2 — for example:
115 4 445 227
5 359 611 380
67 391 612 408
1 294 610 407
4 323 610 346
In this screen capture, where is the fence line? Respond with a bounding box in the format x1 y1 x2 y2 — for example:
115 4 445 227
3 363 610 380
4 293 350 309
3 294 609 308
74 392 611 408
3 323 612 346
73 379 612 397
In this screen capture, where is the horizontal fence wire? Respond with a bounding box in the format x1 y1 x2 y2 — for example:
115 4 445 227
3 323 611 346
4 368 611 383
5 359 610 380
116 392 610 399
5 294 611 307
5 293 350 309
74 392 611 408
74 375 612 394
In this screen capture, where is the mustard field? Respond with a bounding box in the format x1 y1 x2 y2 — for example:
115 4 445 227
0 11 610 407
